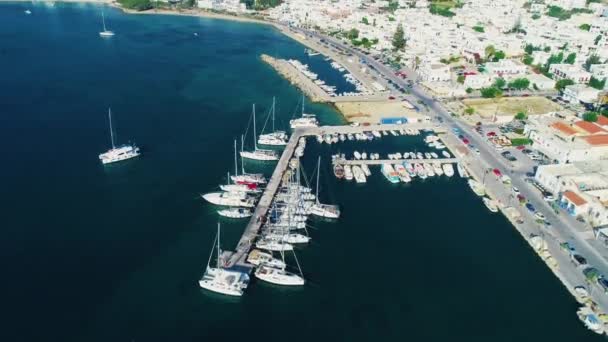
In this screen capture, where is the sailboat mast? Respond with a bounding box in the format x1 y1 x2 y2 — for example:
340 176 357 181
252 104 257 150
316 156 321 204
102 12 107 31
301 94 305 117
206 233 217 269
108 108 115 149
240 135 245 175
272 97 276 132
234 139 238 177
216 222 221 268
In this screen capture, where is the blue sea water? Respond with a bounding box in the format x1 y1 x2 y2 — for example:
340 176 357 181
0 3 604 342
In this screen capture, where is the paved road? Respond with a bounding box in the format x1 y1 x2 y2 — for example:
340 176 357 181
294 27 608 311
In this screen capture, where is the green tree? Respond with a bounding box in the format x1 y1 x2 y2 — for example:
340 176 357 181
494 77 506 89
580 24 591 31
583 112 599 122
362 17 369 25
387 0 399 12
589 77 606 90
457 75 465 84
523 54 533 65
347 28 359 40
480 87 502 98
466 87 473 94
118 0 152 11
595 35 603 45
555 79 574 90
465 107 475 114
532 13 541 20
492 50 506 61
392 24 406 51
509 78 530 90
484 45 495 60
515 112 528 120
429 4 455 17
564 52 576 64
525 44 540 55
473 26 484 33
584 54 602 71
546 6 571 20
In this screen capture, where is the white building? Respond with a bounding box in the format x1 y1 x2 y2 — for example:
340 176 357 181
485 59 527 78
524 116 608 163
563 84 601 103
528 73 556 90
418 63 451 82
590 64 608 80
549 64 592 84
463 74 493 89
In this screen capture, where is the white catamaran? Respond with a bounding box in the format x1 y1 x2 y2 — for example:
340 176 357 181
258 97 288 146
98 108 140 164
199 223 250 296
290 94 319 129
240 104 279 161
99 12 114 37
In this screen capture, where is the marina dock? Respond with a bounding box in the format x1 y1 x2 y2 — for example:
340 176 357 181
336 158 458 165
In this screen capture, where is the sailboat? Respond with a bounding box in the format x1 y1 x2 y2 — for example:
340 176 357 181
289 94 319 129
254 249 305 286
310 157 341 219
98 108 140 164
199 223 250 296
240 104 279 161
258 97 288 146
99 12 115 37
231 137 267 185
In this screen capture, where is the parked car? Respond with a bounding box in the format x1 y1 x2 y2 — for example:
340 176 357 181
534 212 546 221
598 277 608 293
512 186 520 194
560 241 576 253
572 254 588 267
526 202 536 212
543 193 555 202
492 168 502 177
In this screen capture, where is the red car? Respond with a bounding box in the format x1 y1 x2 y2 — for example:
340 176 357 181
493 168 502 177
516 145 525 150
462 138 470 144
388 96 396 100
486 131 496 137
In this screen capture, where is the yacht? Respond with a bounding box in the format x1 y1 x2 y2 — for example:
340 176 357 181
202 192 255 207
344 165 353 180
456 163 469 178
240 105 279 161
217 208 253 218
290 94 318 129
246 249 286 269
99 12 115 37
311 157 340 219
381 163 400 183
98 108 140 164
468 179 486 196
333 164 345 179
361 164 371 176
199 223 250 296
443 163 455 177
254 264 305 286
265 232 310 244
230 139 267 184
433 162 443 176
352 165 367 183
258 97 288 146
256 237 294 251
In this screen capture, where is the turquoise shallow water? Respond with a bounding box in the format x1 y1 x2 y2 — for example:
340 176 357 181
0 3 603 341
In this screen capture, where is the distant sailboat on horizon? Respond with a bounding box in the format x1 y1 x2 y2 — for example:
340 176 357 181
99 11 114 37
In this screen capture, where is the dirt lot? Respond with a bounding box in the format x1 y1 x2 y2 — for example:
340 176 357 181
461 96 564 118
335 100 427 124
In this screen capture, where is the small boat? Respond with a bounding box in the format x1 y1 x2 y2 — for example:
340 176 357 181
347 133 354 140
333 164 345 179
577 306 604 335
354 151 361 160
316 135 323 143
468 179 485 196
430 152 439 159
483 197 499 213
433 163 443 176
361 152 367 160
381 163 400 183
339 134 346 142
424 152 432 159
417 152 423 159
443 163 455 177
442 151 451 158
372 131 381 138
395 152 402 159
217 207 253 218
361 164 371 176
394 164 411 183
352 165 367 183
24 9 31 14
390 130 398 136
344 165 353 180
382 130 388 136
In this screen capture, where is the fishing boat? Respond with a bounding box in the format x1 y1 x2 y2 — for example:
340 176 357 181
201 192 255 207
258 97 288 146
394 164 411 183
98 108 140 164
199 223 250 296
361 164 371 176
290 94 319 129
247 249 286 269
442 151 451 158
344 165 353 180
352 165 367 183
240 105 279 161
311 157 341 219
468 179 485 196
483 197 499 213
443 163 454 177
333 163 345 179
381 163 400 183
217 207 253 218
99 11 115 37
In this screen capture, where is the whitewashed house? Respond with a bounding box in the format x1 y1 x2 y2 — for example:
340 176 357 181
550 64 591 84
562 84 600 103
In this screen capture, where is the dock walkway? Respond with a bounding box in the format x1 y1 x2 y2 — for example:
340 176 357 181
337 158 458 165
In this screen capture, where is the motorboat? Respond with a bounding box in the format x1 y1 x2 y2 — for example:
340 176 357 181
344 165 353 180
442 151 451 158
577 306 604 335
352 165 367 183
456 163 469 178
98 108 140 164
333 164 345 179
424 152 432 159
354 151 361 160
430 152 439 159
433 162 443 176
394 164 411 183
468 179 485 196
361 164 371 176
361 152 367 160
443 163 454 177
424 163 436 177
247 249 286 269
483 197 499 213
199 223 250 296
381 163 400 183
217 207 253 218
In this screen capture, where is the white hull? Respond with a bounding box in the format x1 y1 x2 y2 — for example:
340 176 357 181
99 145 140 164
240 150 279 161
99 31 114 37
255 266 304 286
202 192 255 207
199 267 249 297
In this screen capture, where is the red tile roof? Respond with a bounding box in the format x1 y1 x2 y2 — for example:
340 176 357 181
584 134 608 146
597 115 608 127
563 190 587 206
575 120 606 134
550 122 577 136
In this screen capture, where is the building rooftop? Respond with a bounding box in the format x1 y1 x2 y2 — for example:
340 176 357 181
564 190 587 206
584 135 608 146
551 121 578 136
574 121 607 135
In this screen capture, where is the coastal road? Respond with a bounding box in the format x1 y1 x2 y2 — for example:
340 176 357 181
294 26 608 311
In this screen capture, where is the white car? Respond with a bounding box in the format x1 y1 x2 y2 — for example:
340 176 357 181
512 186 520 194
534 212 546 221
